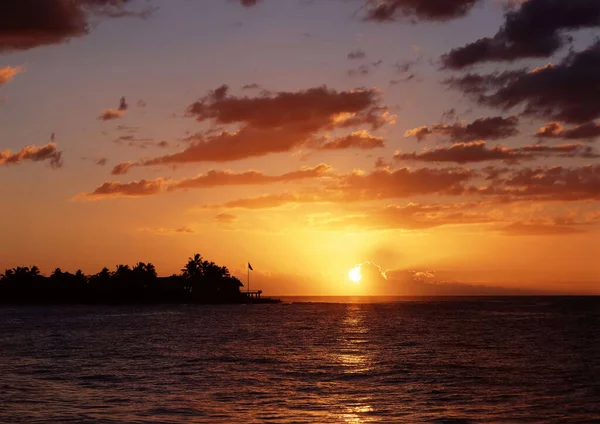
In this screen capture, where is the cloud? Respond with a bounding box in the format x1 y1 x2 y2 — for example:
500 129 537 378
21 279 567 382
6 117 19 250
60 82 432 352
116 124 139 133
390 75 416 85
473 164 600 201
499 222 584 236
168 163 332 191
95 158 107 166
241 83 262 90
99 96 129 121
445 41 600 124
326 166 476 201
111 161 134 175
363 0 481 22
393 141 597 164
348 49 366 60
115 85 393 172
76 178 167 200
518 143 598 159
347 64 371 77
113 135 169 149
0 143 63 168
138 226 195 235
312 202 492 231
0 66 23 86
535 122 600 141
442 0 600 69
200 192 327 210
395 141 528 164
215 213 237 224
203 166 475 209
404 115 519 142
315 130 384 150
118 96 128 111
137 99 147 108
98 109 125 121
240 0 261 6
0 0 151 52
83 164 333 199
394 56 421 75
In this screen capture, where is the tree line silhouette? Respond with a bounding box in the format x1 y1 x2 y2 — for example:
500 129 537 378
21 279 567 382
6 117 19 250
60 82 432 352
0 254 267 304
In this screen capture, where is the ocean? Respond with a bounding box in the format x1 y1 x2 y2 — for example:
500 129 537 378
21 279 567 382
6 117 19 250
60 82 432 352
0 297 598 423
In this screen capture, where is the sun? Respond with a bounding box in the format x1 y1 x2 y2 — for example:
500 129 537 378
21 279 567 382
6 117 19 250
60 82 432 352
348 266 362 283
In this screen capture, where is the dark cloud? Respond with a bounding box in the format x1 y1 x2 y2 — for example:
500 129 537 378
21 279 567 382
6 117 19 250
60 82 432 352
395 141 598 164
445 41 600 124
113 135 169 149
0 0 150 52
395 141 527 164
111 161 134 175
95 157 107 166
347 64 371 77
348 49 366 60
394 56 421 74
114 85 393 173
137 99 147 108
519 143 599 159
241 83 262 90
363 0 481 22
442 0 600 69
535 121 600 141
404 115 519 142
186 85 389 131
390 74 416 85
327 166 475 200
472 164 600 201
0 143 63 168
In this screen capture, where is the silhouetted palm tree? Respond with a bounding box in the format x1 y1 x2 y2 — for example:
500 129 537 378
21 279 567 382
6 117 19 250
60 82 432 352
115 264 131 278
182 254 203 279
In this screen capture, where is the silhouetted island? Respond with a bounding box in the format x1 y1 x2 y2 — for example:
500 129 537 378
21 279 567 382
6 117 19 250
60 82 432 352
0 254 280 305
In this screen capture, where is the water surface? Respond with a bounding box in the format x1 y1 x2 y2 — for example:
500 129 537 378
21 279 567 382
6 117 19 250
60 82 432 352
1 297 599 423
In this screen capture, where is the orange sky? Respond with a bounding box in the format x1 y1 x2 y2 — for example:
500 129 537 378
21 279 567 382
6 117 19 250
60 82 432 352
1 0 599 295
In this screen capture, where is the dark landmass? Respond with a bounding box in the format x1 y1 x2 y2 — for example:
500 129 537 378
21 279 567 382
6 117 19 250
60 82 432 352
0 254 280 305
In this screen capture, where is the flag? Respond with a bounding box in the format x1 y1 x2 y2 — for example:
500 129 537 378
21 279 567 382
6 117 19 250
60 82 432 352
248 262 253 271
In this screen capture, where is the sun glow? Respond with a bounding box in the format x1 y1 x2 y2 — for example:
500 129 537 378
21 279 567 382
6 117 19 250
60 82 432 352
348 266 362 283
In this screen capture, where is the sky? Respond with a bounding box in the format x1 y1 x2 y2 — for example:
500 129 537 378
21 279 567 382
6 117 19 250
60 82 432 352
1 0 599 296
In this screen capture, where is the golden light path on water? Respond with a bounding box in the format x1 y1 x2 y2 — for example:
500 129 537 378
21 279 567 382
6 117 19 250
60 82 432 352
335 304 375 423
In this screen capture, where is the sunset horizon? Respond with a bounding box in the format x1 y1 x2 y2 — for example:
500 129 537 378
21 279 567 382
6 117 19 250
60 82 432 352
2 1 600 295
2 1 600 422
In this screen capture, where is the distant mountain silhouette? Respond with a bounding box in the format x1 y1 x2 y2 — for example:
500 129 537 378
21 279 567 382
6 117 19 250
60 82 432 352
0 254 278 305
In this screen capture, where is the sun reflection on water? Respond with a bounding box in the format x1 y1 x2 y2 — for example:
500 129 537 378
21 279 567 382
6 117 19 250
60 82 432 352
333 305 376 422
